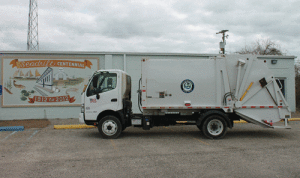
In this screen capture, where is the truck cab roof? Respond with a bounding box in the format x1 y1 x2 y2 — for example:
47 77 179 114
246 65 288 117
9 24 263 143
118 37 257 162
95 69 129 75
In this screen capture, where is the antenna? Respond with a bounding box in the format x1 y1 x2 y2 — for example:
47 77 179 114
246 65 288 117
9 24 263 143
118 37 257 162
216 30 229 54
27 0 39 51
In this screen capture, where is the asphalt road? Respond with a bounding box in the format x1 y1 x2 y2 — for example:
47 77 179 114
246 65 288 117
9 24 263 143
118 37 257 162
1 120 300 178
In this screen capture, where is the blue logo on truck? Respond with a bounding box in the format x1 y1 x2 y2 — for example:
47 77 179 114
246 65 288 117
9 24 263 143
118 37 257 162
181 79 194 93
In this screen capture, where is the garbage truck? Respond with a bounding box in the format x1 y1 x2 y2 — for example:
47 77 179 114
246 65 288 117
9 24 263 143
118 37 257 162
79 55 291 139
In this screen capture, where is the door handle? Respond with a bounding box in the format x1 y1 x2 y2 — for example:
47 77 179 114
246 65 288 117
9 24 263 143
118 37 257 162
111 98 117 102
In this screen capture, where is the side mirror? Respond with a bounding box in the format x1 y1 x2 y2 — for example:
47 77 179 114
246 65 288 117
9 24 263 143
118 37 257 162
96 93 100 100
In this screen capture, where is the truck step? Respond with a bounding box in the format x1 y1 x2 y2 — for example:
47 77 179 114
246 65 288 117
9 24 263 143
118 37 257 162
235 111 273 128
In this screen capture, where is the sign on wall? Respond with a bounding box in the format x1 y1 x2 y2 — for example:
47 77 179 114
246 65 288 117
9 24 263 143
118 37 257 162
2 57 98 107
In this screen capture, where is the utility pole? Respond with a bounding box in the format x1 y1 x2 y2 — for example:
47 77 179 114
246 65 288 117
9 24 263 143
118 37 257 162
27 0 39 51
216 30 228 54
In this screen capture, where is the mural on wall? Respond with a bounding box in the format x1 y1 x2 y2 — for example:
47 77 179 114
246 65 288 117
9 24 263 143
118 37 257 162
2 58 98 107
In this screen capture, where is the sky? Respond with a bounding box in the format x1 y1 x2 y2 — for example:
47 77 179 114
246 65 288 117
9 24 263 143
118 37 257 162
0 0 299 61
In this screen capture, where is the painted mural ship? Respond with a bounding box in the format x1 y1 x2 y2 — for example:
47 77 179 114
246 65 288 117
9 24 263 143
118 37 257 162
13 69 24 79
13 69 41 80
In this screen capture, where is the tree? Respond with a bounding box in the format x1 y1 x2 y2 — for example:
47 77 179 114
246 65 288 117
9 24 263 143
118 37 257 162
236 38 283 55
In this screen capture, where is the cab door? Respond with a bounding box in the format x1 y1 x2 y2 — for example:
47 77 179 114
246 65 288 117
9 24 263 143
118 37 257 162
84 72 119 121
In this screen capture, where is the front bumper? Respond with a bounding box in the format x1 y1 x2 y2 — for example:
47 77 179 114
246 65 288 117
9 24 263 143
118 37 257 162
79 113 85 124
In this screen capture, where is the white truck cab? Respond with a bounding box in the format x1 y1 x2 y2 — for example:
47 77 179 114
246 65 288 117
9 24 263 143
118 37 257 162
79 69 132 138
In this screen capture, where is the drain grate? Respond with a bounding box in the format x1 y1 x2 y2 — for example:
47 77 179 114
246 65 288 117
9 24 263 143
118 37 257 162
0 126 24 131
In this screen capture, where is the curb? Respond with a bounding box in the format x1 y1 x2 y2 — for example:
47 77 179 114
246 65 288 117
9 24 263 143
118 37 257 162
0 126 24 131
234 120 248 123
54 125 96 129
289 118 300 121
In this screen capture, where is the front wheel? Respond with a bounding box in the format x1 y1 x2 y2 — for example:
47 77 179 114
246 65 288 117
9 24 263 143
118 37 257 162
98 115 122 139
202 115 227 139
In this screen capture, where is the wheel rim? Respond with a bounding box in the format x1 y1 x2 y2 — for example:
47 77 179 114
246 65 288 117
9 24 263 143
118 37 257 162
207 119 224 136
102 120 118 136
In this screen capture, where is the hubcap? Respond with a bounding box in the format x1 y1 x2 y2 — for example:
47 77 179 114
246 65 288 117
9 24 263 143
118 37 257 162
102 120 118 136
207 119 224 136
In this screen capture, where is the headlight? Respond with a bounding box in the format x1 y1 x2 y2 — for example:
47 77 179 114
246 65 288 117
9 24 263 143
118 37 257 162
81 104 85 113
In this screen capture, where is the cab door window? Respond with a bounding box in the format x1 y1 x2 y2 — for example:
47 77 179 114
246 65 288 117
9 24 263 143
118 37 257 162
87 73 117 97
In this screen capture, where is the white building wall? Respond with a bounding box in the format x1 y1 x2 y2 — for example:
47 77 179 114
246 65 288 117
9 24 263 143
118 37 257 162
105 55 112 69
99 55 105 70
112 55 124 70
0 52 296 120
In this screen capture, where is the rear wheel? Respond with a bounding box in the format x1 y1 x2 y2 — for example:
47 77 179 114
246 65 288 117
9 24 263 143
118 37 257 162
98 115 122 139
202 115 227 139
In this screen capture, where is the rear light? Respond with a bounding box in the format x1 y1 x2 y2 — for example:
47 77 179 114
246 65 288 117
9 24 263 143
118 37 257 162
184 101 191 107
81 104 85 113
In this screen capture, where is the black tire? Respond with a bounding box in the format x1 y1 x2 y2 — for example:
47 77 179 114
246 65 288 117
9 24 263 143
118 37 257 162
202 115 227 139
98 115 122 139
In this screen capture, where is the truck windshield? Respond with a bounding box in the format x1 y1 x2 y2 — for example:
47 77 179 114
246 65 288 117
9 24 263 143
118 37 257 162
87 72 117 97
